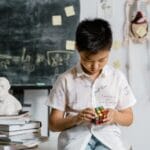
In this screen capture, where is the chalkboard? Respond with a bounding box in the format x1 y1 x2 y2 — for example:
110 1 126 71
0 0 80 87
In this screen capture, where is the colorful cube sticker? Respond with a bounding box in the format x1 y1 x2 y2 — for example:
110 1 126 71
92 106 108 125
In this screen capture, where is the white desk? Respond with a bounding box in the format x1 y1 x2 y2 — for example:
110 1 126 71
38 141 54 150
0 141 56 150
31 141 57 150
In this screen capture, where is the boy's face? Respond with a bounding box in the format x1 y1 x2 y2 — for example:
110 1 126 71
79 50 110 75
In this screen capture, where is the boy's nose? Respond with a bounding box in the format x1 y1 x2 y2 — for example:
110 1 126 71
91 62 99 69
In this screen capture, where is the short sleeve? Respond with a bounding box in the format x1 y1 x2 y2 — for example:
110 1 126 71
46 76 66 111
116 73 136 110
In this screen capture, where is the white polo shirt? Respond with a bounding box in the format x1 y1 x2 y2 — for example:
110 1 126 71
47 63 136 150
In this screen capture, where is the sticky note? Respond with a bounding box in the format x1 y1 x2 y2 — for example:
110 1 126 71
113 60 121 69
66 40 75 50
112 40 121 50
64 6 75 17
52 15 62 26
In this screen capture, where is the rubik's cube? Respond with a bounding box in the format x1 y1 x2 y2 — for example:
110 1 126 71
92 106 108 125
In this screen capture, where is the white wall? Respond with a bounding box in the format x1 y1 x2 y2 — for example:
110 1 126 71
80 0 150 150
24 0 150 149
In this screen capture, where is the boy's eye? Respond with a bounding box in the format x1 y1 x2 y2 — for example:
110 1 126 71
82 56 108 63
82 58 92 62
86 60 93 62
99 58 108 62
99 59 105 62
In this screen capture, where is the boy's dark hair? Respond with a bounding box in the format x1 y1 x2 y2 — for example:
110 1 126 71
75 18 112 52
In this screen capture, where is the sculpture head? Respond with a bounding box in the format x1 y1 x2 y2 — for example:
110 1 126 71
0 77 22 115
0 77 10 98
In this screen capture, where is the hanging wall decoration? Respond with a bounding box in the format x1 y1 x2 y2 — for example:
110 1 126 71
124 0 150 44
130 11 148 42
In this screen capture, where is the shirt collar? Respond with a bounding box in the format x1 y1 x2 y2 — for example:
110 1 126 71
75 63 108 78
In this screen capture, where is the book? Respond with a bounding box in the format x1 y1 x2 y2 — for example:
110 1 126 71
0 111 30 125
19 136 48 146
0 128 40 136
0 136 48 149
0 118 30 125
0 132 41 141
0 145 17 150
0 111 30 120
0 121 41 132
0 144 31 150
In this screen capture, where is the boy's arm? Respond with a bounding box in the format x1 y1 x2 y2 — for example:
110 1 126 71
103 107 133 126
49 108 95 132
49 108 78 132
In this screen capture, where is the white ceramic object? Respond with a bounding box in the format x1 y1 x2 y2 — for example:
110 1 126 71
0 77 22 115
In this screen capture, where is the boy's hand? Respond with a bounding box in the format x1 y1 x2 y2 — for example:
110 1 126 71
76 108 95 124
102 108 118 124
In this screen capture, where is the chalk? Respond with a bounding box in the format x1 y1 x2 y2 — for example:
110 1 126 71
36 83 45 86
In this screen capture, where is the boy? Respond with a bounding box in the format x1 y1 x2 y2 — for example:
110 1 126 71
47 18 136 150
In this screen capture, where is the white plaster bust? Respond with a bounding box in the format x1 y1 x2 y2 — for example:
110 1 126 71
0 77 22 115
